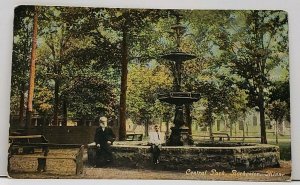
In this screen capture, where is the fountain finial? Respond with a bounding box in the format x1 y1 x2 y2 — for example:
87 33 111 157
170 12 186 51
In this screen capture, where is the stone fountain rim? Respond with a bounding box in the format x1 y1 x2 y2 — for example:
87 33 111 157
88 142 279 150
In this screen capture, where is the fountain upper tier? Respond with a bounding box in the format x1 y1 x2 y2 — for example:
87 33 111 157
161 51 196 62
158 92 200 105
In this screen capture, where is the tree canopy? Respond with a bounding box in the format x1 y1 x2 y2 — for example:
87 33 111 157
10 6 289 143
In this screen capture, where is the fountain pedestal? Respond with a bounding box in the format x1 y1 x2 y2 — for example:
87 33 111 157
158 92 200 146
168 126 191 146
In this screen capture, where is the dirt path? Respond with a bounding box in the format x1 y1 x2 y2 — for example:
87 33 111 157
81 163 291 181
10 161 291 181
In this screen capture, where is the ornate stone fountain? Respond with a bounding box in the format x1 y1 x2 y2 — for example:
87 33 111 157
158 13 200 146
88 12 281 173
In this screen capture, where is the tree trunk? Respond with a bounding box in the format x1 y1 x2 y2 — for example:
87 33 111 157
62 99 67 126
19 82 25 127
53 77 60 126
25 110 32 134
258 86 267 144
41 114 46 135
79 118 86 126
230 119 233 136
209 121 213 141
26 6 38 130
83 118 87 126
19 23 31 128
242 121 245 142
208 111 213 141
234 122 237 137
119 26 128 141
275 120 278 144
166 117 170 137
145 118 149 137
207 102 213 141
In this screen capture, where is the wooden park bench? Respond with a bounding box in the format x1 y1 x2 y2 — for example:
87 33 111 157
229 136 262 142
9 135 48 154
210 133 230 141
8 141 84 175
126 133 143 141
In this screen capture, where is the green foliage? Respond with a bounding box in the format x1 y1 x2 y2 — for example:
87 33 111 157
209 10 289 143
34 86 53 113
215 10 288 108
10 6 289 142
127 63 173 124
267 100 288 123
63 76 116 119
269 80 290 104
267 80 290 122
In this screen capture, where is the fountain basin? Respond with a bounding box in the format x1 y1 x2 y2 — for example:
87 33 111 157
88 142 280 171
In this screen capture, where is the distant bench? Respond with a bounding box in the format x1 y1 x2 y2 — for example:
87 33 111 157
126 133 143 141
229 136 262 141
8 135 84 175
211 133 230 141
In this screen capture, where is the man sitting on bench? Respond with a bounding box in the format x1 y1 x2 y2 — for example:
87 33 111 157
94 116 116 166
149 125 165 165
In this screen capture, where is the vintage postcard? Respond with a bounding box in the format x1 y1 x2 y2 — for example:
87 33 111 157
8 5 291 181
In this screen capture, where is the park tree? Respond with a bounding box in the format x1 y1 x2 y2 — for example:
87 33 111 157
11 6 35 127
63 8 124 125
34 7 169 129
37 6 81 125
36 7 115 125
267 100 288 144
88 9 171 140
215 10 288 144
191 78 248 138
25 6 38 129
269 80 290 120
267 80 290 144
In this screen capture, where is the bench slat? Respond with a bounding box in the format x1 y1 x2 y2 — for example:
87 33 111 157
11 155 76 160
9 135 43 139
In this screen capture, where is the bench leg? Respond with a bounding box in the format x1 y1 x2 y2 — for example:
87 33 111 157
37 158 47 172
7 157 11 173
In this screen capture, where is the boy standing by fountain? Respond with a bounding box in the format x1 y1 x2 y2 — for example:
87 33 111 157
149 124 165 164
